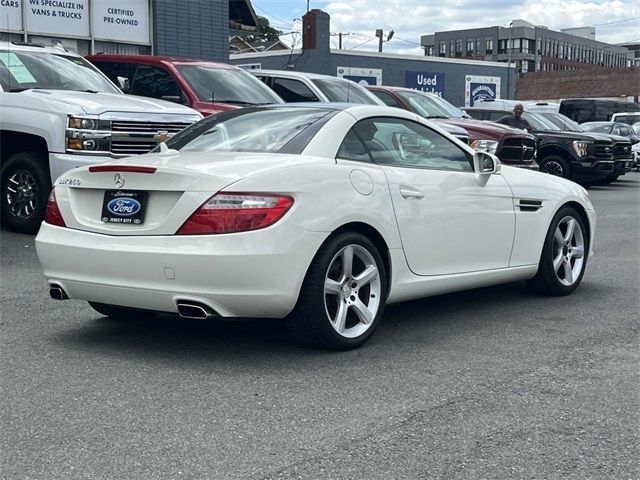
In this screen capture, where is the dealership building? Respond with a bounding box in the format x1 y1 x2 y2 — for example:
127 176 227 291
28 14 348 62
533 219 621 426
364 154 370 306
0 0 257 61
229 10 516 107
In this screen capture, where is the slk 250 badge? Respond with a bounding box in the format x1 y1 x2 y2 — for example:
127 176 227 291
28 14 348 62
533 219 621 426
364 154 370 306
57 177 81 186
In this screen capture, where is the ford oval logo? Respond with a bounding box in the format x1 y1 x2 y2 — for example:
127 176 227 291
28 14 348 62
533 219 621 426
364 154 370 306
107 198 141 216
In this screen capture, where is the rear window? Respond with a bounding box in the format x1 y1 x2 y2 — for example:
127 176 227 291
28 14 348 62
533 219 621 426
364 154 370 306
166 107 332 154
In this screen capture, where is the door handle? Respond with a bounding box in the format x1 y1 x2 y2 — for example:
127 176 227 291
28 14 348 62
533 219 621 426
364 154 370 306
400 186 424 199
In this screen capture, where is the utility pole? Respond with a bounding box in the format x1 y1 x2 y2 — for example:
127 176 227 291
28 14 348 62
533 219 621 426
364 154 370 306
331 32 350 49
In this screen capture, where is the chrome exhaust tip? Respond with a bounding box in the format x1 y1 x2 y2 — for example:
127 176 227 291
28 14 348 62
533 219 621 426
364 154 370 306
176 301 216 319
49 285 68 301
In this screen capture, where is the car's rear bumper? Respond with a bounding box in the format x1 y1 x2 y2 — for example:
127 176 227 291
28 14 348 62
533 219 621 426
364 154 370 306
35 223 327 318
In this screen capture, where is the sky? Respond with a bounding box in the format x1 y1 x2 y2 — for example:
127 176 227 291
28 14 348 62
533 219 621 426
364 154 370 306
250 0 640 54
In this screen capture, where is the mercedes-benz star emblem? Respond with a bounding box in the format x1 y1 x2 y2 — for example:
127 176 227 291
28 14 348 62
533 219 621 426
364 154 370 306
114 173 125 188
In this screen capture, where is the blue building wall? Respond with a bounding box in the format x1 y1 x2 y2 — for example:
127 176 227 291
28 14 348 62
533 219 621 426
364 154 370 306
153 0 229 61
230 49 516 108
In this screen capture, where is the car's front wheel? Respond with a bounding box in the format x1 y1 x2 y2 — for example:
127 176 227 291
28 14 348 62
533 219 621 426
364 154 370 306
1 152 51 234
538 155 571 179
89 302 158 320
286 232 387 350
527 206 588 296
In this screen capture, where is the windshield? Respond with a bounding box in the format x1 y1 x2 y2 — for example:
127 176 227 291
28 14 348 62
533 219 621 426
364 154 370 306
612 114 640 125
581 123 612 134
397 90 464 118
0 50 119 93
541 113 584 132
310 78 379 104
521 112 562 131
166 107 331 153
176 65 282 105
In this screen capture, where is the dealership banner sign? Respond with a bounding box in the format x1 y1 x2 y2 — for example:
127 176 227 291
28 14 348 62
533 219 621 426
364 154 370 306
26 0 90 37
0 0 22 31
405 71 445 97
1 0 150 43
92 0 149 43
465 75 501 106
337 67 382 86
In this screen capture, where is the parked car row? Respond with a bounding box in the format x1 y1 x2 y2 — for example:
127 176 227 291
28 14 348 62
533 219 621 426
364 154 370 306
463 105 637 184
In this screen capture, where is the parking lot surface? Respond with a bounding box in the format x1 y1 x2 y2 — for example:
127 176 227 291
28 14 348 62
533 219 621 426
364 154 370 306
1 174 639 479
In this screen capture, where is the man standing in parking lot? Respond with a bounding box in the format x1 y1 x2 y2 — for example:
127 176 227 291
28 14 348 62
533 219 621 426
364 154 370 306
496 104 532 131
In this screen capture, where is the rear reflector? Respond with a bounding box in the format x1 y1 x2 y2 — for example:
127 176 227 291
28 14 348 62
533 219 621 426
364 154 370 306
44 187 66 227
177 192 294 235
88 165 157 174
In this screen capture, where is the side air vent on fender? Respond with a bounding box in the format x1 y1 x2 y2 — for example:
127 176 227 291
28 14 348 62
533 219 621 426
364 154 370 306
516 199 543 212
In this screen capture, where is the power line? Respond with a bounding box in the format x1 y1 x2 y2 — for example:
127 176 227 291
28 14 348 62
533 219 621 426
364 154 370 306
348 37 377 50
252 3 297 28
591 16 640 27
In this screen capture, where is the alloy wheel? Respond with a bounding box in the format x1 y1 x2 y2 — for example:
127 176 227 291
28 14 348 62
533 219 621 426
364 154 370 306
552 216 585 286
6 169 39 219
323 244 382 338
542 160 564 177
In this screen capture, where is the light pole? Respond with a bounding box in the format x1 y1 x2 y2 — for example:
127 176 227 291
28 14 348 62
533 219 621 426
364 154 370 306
507 21 513 99
375 29 394 53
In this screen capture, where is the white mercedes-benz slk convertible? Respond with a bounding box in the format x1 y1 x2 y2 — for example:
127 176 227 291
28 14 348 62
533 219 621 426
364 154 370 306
36 104 596 350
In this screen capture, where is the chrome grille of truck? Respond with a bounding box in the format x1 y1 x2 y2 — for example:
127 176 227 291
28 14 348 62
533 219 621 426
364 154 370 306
110 121 192 156
497 137 536 162
111 121 191 133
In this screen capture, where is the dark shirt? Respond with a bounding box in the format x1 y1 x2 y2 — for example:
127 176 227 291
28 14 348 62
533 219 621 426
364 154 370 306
496 115 532 131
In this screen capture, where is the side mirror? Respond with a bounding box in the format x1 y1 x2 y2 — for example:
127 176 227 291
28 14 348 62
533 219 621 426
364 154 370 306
473 151 501 175
116 76 130 93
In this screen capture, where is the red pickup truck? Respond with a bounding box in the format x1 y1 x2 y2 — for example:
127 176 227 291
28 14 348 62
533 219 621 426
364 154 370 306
86 54 283 116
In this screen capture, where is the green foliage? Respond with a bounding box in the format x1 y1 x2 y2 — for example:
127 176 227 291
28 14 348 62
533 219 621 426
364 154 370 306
244 16 283 44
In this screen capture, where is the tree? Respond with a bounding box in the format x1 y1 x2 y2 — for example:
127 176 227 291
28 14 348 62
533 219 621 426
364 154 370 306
244 16 283 45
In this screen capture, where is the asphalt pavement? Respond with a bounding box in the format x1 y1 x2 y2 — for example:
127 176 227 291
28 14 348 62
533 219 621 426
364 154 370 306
1 173 639 480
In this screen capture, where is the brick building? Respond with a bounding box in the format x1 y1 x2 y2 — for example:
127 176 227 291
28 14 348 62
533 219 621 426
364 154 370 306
516 67 640 102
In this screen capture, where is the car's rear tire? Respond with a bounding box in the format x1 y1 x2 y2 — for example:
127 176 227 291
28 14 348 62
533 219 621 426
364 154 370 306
538 155 571 180
1 152 51 234
286 232 387 350
526 206 588 296
89 302 158 320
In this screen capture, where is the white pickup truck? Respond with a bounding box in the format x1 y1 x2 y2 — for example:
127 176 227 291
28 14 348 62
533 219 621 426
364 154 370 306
0 42 202 233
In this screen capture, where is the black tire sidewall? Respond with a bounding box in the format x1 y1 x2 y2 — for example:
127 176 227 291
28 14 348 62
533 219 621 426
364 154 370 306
539 206 588 295
295 232 388 350
539 155 571 180
1 152 51 234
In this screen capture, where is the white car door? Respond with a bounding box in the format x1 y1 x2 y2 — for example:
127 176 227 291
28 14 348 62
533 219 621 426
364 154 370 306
347 117 515 276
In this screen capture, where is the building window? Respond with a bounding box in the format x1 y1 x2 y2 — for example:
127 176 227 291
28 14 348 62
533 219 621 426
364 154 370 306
485 38 493 54
426 45 434 56
455 39 463 57
439 41 446 57
466 39 474 55
498 39 507 54
449 40 454 57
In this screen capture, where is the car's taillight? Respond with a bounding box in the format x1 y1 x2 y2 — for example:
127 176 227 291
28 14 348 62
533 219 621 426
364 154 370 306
177 192 293 235
44 188 66 227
